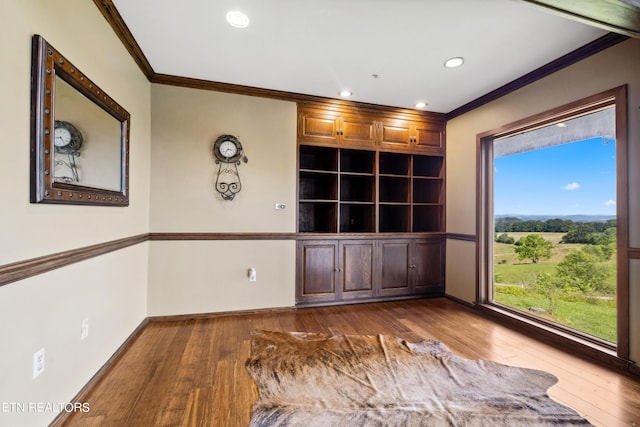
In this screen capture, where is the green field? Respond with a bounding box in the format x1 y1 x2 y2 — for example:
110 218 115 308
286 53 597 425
492 232 616 342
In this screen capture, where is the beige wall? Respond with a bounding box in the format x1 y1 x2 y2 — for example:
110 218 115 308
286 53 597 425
148 85 297 315
445 39 640 361
148 241 295 315
0 1 151 425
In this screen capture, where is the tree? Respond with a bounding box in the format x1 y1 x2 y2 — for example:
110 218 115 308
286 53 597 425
535 273 566 314
593 227 616 246
514 234 553 263
543 218 572 233
495 233 515 244
561 222 597 244
556 248 612 294
581 244 613 261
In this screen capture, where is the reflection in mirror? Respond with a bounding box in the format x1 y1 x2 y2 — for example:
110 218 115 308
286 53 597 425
54 77 122 191
30 35 130 206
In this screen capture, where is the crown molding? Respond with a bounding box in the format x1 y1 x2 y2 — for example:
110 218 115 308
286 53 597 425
93 1 630 120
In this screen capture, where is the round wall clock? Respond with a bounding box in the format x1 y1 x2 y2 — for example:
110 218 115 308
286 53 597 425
54 120 83 154
213 134 243 163
212 134 247 201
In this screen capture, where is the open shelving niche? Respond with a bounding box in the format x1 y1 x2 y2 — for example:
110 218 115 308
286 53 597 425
298 145 443 234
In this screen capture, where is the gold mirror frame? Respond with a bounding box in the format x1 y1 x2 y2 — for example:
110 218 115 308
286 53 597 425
30 35 130 206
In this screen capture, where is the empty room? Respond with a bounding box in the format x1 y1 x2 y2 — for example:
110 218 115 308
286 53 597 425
1 1 639 426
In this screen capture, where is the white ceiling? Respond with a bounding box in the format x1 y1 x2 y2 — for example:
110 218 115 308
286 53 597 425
111 0 607 113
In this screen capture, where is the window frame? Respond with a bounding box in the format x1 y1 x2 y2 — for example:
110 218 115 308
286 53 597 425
476 85 629 360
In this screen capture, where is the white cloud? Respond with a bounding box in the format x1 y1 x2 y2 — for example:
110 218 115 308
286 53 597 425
604 199 616 206
562 182 580 190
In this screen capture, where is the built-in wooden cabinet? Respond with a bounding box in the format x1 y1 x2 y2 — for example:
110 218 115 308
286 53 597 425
297 237 443 305
298 108 378 149
298 146 443 234
379 117 445 153
296 102 446 306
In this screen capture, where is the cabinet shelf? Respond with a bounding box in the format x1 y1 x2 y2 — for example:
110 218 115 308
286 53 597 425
413 179 442 204
413 155 443 177
379 205 410 233
299 202 338 233
379 176 410 203
300 199 339 203
299 145 338 171
299 171 338 201
341 171 375 177
340 204 374 233
379 152 410 175
340 201 374 205
341 149 375 174
413 205 442 232
340 175 374 202
299 168 338 174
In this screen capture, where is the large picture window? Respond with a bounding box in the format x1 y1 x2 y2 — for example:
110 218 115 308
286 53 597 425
477 86 628 357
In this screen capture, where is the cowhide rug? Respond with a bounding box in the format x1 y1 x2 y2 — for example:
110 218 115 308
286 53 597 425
245 330 592 426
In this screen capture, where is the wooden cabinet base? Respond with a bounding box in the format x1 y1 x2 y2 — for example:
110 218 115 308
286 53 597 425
296 236 444 306
295 293 443 308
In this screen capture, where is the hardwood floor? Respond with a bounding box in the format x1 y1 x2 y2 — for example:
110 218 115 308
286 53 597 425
56 298 640 427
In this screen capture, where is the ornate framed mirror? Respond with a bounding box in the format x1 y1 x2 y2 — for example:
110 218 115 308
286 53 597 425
30 35 130 206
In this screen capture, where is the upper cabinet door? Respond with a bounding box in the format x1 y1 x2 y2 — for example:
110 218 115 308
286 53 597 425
380 119 445 154
299 110 340 146
299 108 377 148
412 122 445 154
299 103 445 154
340 114 377 148
379 121 412 152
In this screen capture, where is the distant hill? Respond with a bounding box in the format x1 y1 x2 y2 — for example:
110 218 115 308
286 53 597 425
495 214 616 223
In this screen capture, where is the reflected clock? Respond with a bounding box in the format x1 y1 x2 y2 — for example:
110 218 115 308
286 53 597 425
54 120 83 154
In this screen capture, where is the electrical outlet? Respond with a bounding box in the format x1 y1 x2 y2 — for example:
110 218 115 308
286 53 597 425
33 348 45 379
81 318 89 340
274 203 286 210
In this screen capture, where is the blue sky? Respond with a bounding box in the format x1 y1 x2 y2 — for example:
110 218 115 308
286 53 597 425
494 137 616 216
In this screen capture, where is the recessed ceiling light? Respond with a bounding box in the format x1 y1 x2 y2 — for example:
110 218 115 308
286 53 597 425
444 57 464 68
339 90 352 97
226 10 250 28
414 101 427 109
556 122 567 128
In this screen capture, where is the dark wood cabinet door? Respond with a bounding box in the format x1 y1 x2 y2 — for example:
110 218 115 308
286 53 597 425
379 240 411 296
413 123 444 153
340 240 375 299
340 115 377 148
380 119 445 154
297 241 338 303
299 111 339 146
412 239 444 294
379 121 412 152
